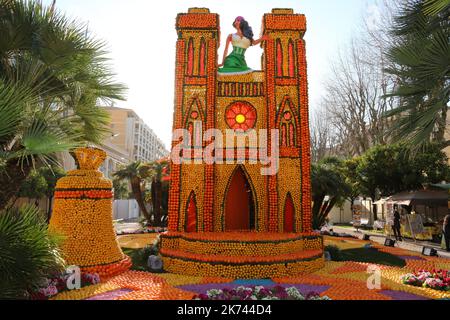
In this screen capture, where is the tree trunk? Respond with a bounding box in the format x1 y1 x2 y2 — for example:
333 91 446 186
47 196 53 223
152 180 162 227
312 194 326 230
323 197 338 217
371 193 378 222
130 178 150 222
350 197 356 220
0 160 31 210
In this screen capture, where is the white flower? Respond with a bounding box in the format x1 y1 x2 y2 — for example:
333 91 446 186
235 286 252 292
254 286 264 293
286 287 305 300
207 289 223 297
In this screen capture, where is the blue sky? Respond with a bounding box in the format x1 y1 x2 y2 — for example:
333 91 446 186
42 0 380 147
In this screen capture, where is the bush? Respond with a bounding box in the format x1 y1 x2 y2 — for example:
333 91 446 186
123 242 160 272
0 205 66 299
324 245 343 261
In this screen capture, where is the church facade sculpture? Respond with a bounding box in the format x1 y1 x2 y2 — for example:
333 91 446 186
160 8 324 278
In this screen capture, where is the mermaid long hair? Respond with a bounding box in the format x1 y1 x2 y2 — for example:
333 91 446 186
234 16 254 43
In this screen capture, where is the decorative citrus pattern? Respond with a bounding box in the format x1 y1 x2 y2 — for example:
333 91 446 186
264 10 306 31
50 283 121 300
161 256 325 279
54 190 113 199
159 232 324 278
161 232 322 256
49 148 130 278
81 256 132 279
50 236 450 300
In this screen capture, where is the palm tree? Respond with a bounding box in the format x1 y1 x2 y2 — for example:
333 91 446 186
384 0 449 151
112 178 130 200
114 161 152 223
148 159 169 227
311 157 351 230
0 0 126 208
0 79 81 209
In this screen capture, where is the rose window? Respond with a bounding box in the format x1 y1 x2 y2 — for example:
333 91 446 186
225 102 257 131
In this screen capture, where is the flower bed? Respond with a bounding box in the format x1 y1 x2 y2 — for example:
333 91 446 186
30 272 100 300
194 286 331 300
402 270 450 291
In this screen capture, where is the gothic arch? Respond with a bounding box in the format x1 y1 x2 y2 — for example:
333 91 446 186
288 39 296 77
185 191 198 232
222 165 258 231
199 38 207 76
186 37 194 75
283 193 295 232
276 39 283 77
184 97 205 124
184 97 205 145
276 96 300 147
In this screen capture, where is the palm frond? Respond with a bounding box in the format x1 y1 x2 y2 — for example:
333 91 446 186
0 81 29 142
423 0 450 16
1 0 126 141
0 204 65 299
12 109 83 168
387 101 447 149
383 0 449 150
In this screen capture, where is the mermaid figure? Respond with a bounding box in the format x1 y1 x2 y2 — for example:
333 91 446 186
218 16 269 75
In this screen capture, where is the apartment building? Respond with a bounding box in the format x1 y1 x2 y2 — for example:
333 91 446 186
104 106 169 162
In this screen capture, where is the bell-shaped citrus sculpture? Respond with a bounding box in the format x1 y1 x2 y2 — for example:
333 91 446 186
49 147 131 278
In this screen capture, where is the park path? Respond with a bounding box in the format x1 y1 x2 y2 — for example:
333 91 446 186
332 226 450 259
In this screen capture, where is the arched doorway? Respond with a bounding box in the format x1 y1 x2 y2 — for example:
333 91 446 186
185 192 197 232
224 167 255 231
284 193 295 233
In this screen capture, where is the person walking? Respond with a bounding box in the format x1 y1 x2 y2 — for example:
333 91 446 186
443 214 450 252
392 209 402 241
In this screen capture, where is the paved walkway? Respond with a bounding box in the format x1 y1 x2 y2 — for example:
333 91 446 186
332 226 450 259
114 222 142 234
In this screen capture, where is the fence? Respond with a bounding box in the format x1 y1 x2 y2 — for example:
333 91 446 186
113 199 140 221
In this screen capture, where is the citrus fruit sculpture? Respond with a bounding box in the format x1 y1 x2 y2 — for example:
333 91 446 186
49 147 131 279
160 8 324 278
